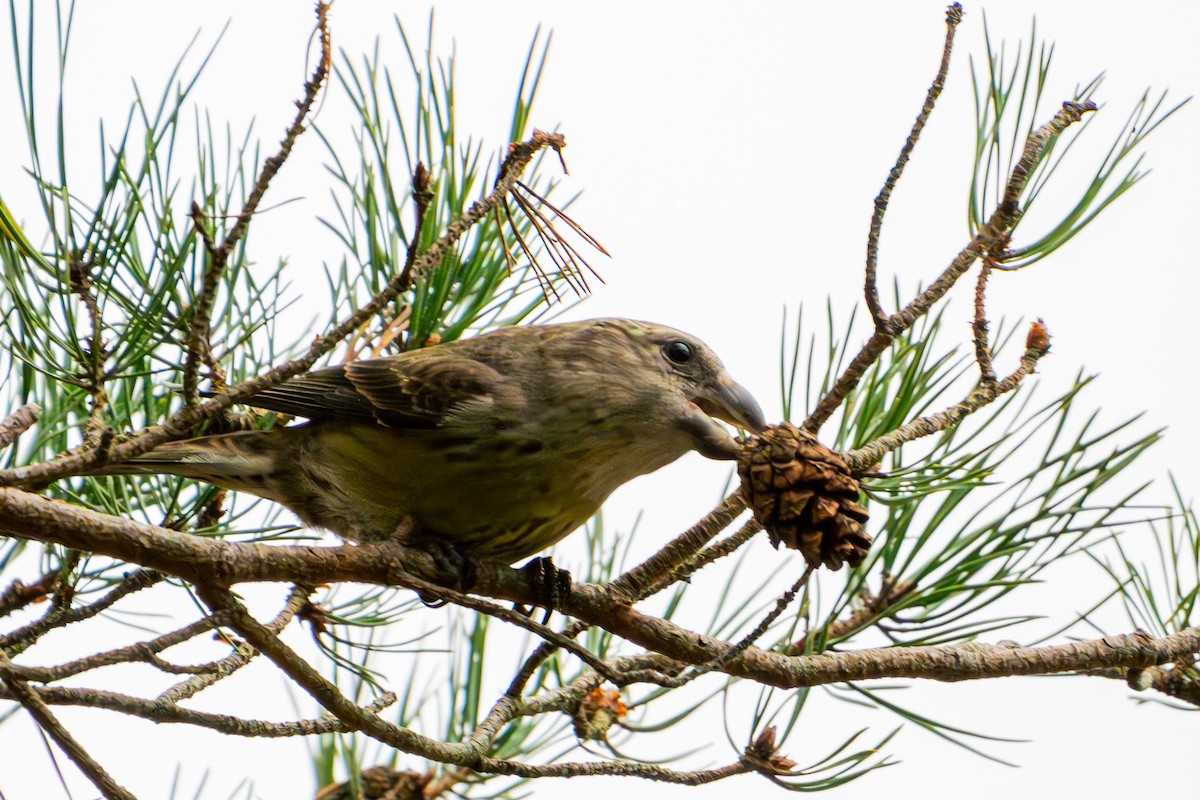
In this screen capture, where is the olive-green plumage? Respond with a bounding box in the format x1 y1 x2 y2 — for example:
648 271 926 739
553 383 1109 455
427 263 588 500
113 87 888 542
100 319 765 563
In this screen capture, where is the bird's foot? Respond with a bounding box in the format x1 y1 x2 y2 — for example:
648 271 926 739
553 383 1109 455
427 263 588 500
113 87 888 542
514 556 573 624
413 540 477 608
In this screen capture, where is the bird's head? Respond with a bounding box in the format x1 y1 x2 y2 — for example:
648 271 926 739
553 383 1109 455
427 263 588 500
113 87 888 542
590 319 766 461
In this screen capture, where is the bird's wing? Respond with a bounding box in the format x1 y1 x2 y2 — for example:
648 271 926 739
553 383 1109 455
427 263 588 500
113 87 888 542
245 348 525 429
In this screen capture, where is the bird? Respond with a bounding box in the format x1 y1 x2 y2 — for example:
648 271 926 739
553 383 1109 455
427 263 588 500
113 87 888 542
92 319 765 585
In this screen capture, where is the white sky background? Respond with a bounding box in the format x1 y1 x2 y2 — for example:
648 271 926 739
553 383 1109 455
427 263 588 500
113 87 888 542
1 1 1198 797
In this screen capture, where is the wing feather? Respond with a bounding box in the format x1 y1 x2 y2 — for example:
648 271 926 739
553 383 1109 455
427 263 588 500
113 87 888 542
245 345 525 429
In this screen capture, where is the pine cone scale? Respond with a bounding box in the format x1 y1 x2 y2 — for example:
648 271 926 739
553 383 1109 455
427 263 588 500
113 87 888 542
738 422 873 571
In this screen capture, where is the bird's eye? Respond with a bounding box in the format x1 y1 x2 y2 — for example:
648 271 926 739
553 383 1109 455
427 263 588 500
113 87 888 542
664 340 693 365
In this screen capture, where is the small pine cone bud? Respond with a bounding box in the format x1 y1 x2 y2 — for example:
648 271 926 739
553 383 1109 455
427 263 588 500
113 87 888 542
1026 318 1051 352
745 725 798 775
572 686 627 741
737 422 872 571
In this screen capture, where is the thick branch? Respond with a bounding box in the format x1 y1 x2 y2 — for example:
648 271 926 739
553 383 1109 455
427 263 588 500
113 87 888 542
3 488 1195 692
575 589 1200 688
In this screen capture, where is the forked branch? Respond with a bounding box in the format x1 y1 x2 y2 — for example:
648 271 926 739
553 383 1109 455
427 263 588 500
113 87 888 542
805 100 1093 435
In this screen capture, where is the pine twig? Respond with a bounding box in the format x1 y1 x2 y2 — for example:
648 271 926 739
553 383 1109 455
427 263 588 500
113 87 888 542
157 585 309 704
844 319 1051 471
804 100 1094 434
865 2 964 328
972 254 998 383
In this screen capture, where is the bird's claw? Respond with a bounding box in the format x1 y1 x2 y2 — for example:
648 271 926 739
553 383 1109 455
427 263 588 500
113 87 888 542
414 539 478 607
513 556 572 624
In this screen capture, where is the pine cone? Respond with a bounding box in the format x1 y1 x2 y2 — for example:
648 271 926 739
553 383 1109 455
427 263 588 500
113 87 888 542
737 423 871 570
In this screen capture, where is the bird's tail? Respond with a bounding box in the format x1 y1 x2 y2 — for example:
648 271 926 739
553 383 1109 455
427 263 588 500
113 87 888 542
88 430 287 495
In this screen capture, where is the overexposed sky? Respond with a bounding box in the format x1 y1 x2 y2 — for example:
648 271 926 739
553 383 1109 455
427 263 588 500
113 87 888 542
1 1 1198 798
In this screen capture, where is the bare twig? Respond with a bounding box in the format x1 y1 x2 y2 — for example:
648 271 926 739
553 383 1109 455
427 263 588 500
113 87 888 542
630 567 815 689
351 160 443 358
0 682 397 737
0 652 138 800
183 2 332 407
717 567 813 667
479 758 756 784
182 203 226 401
46 550 82 612
348 161 438 358
8 615 220 682
675 517 764 584
395 161 435 304
865 3 964 328
0 566 62 619
972 255 998 383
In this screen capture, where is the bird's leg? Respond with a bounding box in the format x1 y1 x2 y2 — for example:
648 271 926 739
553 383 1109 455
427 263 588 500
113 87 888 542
514 556 573 624
412 539 478 608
